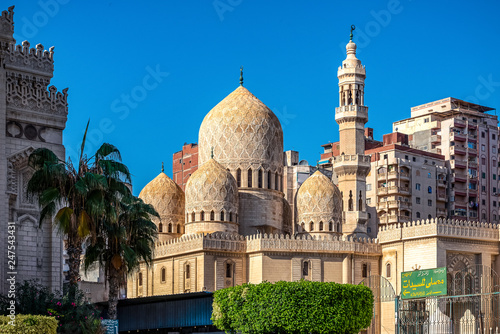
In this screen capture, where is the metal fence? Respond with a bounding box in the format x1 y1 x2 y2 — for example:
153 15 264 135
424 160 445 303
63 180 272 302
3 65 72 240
398 292 500 334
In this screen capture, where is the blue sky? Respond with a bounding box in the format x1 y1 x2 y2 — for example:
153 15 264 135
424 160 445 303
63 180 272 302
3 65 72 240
10 0 500 195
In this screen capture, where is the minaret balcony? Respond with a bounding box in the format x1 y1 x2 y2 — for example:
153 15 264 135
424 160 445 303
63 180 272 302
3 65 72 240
332 154 371 172
335 105 368 122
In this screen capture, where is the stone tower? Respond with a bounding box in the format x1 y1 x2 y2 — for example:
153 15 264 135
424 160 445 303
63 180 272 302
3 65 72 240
333 33 371 236
0 6 67 293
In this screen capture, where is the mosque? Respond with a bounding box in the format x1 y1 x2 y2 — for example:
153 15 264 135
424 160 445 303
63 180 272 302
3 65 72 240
127 31 500 333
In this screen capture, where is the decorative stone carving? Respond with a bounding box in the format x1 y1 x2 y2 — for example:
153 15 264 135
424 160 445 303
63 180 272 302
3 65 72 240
296 171 342 233
7 147 34 195
139 172 185 236
6 76 68 116
198 86 283 174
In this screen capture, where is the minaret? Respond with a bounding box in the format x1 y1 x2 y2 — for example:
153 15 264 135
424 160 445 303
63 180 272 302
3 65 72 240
333 26 371 236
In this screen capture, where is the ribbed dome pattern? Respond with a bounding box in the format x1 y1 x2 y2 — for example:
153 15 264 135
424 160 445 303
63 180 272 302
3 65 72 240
198 86 283 172
185 158 238 219
139 172 185 235
296 171 342 232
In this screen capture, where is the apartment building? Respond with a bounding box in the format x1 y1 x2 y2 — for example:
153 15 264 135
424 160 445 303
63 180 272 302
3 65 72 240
393 98 498 223
365 133 447 237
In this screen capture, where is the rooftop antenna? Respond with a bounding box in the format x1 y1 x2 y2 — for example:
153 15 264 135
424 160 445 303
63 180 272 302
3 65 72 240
350 25 356 41
239 66 244 86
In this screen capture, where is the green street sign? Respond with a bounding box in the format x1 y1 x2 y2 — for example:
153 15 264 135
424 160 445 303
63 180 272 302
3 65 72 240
401 267 447 299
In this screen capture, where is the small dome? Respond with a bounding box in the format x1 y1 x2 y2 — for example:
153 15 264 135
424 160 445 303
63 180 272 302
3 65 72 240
185 159 239 234
198 86 283 172
139 172 185 239
346 40 357 54
296 171 342 234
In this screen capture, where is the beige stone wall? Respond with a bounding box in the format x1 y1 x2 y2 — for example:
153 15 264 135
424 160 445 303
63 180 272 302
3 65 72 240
238 189 284 235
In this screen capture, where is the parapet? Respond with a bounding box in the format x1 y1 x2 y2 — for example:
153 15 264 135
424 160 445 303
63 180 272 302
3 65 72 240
246 233 380 255
152 231 381 258
0 6 14 42
4 41 55 79
378 218 500 244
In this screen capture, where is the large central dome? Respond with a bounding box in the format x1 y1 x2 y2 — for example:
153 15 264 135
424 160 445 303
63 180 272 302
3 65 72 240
198 86 283 171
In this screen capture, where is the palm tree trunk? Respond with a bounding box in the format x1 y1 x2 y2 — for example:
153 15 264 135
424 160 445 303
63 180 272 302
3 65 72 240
108 266 120 320
67 238 82 287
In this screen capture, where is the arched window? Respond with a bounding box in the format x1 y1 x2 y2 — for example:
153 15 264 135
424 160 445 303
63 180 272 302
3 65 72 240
177 225 181 233
362 263 368 278
191 212 195 222
329 221 333 231
200 211 205 221
168 223 172 233
336 222 340 232
258 169 263 188
302 261 309 277
158 223 163 233
416 212 421 218
428 186 432 193
220 211 225 221
319 221 323 231
301 222 305 232
359 191 363 211
464 274 473 294
248 168 253 187
210 211 215 221
236 169 241 187
161 268 166 282
348 190 353 211
309 222 314 231
428 214 432 219
275 172 279 190
229 212 233 222
386 263 391 278
226 263 233 278
267 171 271 189
138 272 143 286
185 264 190 279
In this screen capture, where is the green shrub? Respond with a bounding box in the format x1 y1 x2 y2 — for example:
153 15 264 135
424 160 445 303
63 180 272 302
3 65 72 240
0 314 58 333
0 281 103 334
212 280 374 334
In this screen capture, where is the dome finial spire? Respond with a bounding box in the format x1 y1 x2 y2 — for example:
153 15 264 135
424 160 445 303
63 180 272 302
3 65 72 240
211 147 214 159
161 161 164 173
239 66 244 86
350 25 355 41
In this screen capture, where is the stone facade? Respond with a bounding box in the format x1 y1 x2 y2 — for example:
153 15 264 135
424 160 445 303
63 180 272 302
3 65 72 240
0 6 67 293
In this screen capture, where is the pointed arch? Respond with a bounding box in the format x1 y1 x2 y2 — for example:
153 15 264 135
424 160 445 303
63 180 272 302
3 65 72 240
220 210 225 221
236 168 241 187
309 221 314 231
319 221 323 231
258 169 263 188
248 168 253 187
200 211 205 221
267 170 271 189
158 223 163 233
210 210 215 221
191 211 196 222
177 224 181 234
168 223 172 233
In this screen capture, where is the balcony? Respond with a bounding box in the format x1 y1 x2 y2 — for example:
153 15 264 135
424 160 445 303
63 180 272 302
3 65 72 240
437 191 447 201
387 200 412 210
454 188 468 197
430 134 441 143
335 105 368 122
387 215 399 224
450 160 467 169
399 171 410 180
468 161 478 169
450 132 466 142
377 172 387 180
468 147 477 156
437 208 447 216
378 187 388 195
437 179 446 187
453 119 466 128
386 186 410 195
450 146 466 156
468 122 477 129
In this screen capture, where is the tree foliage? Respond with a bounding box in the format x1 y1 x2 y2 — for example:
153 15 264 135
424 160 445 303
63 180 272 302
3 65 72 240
27 121 132 287
0 314 58 334
212 280 373 334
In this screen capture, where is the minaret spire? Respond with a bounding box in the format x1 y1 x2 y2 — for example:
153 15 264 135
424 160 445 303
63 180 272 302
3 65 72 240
349 25 355 41
211 147 214 159
239 66 244 86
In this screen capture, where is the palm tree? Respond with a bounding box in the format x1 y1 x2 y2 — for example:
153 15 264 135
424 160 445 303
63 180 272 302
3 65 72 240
84 195 158 319
27 121 131 287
